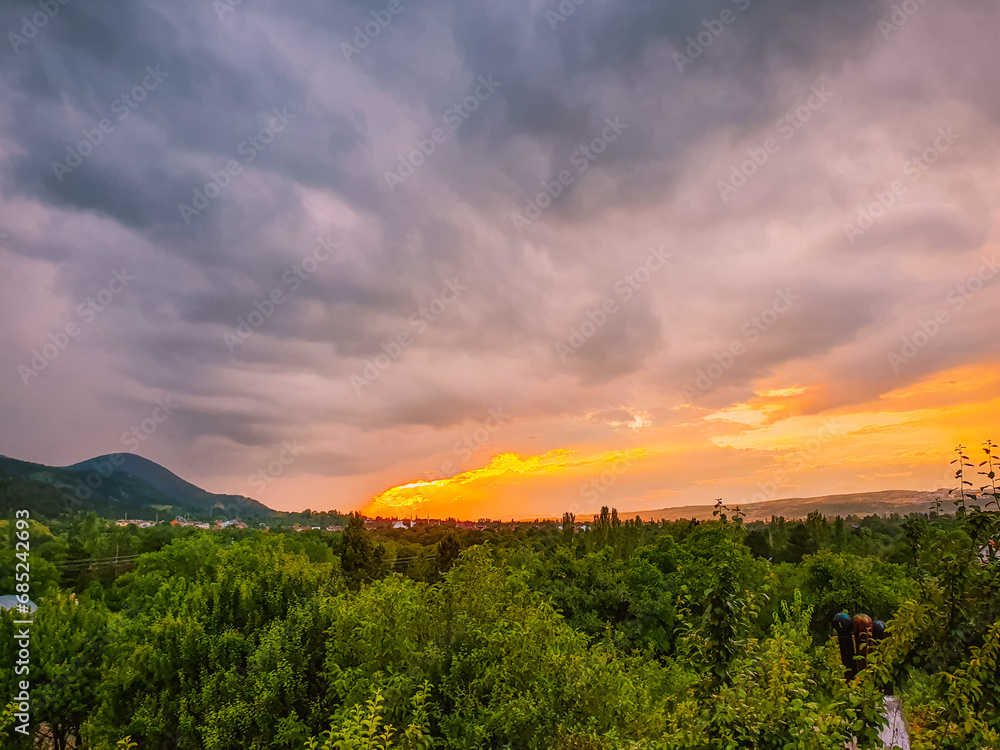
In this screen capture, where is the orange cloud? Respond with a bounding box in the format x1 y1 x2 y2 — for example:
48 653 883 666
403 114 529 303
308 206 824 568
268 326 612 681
266 363 1000 520
364 447 648 518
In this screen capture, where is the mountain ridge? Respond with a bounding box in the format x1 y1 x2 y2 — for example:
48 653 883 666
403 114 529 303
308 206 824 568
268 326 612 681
622 488 954 523
0 452 272 520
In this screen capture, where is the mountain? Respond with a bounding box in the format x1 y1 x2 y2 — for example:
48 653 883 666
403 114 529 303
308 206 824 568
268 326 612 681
624 488 953 523
67 453 206 499
0 453 272 520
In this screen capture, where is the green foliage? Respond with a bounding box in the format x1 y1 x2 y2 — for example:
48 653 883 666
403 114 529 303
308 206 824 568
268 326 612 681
676 537 767 683
341 513 386 590
305 684 433 750
800 551 917 639
12 439 1000 748
0 702 16 744
436 533 460 573
0 590 109 748
704 593 857 748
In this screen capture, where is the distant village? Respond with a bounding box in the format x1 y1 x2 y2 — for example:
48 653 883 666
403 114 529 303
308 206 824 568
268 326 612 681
112 515 592 533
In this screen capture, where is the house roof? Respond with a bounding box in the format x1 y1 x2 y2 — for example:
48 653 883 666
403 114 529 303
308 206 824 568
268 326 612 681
0 595 37 613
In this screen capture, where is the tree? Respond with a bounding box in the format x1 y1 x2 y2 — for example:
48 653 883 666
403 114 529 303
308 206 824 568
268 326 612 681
805 510 830 550
561 512 575 546
781 523 816 564
0 593 108 750
745 528 772 559
684 539 762 685
437 532 460 572
341 512 385 589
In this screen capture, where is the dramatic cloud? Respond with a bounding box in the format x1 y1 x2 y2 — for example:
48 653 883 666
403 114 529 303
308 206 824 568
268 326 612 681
2 0 998 518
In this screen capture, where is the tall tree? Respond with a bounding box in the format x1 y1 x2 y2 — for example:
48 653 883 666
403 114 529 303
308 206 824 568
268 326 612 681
561 512 575 546
438 532 461 572
340 512 385 589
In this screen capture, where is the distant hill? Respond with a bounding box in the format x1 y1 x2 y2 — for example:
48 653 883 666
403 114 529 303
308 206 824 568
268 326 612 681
625 489 953 523
0 453 272 521
67 454 209 502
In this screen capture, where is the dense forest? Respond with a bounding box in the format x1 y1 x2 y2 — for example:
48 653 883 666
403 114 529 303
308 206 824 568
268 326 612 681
3 444 1000 749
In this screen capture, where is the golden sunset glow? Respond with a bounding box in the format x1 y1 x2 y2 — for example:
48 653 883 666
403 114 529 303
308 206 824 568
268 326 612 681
353 361 1000 520
6 0 999 529
367 448 649 516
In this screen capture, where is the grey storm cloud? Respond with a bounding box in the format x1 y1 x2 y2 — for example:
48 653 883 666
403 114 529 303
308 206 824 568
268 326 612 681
1 0 999 504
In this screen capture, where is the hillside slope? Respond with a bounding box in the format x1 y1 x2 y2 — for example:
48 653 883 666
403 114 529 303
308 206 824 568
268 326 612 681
625 489 952 523
67 453 270 516
0 453 271 520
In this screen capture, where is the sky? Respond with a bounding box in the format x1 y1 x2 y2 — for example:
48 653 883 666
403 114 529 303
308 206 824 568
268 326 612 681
1 0 999 520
